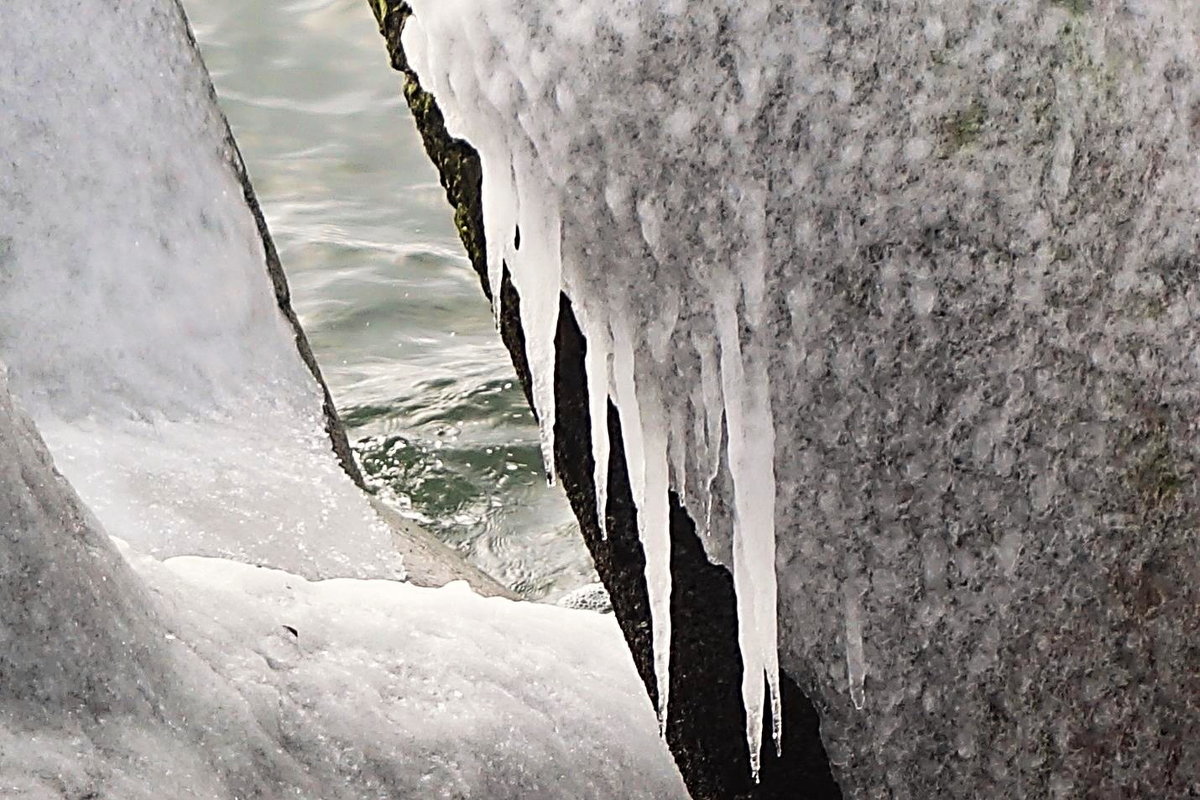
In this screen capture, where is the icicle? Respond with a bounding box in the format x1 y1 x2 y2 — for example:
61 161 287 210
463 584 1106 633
481 159 519 322
584 320 611 537
641 404 672 733
695 334 725 537
714 291 780 778
612 323 672 731
686 384 711 539
668 402 687 507
505 160 562 486
844 579 867 711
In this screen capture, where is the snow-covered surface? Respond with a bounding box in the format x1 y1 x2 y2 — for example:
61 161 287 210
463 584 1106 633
0 367 686 797
129 550 686 799
0 1 400 577
400 0 1200 795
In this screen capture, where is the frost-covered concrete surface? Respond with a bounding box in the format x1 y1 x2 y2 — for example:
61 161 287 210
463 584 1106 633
396 0 1200 795
0 367 686 798
0 0 686 796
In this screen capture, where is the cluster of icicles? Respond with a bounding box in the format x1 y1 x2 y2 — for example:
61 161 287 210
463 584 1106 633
405 0 784 776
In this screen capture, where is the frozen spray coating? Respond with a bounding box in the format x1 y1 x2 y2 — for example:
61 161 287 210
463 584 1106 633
403 0 787 771
0 356 687 798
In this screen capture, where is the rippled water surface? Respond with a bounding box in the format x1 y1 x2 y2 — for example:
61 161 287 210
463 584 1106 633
185 0 594 599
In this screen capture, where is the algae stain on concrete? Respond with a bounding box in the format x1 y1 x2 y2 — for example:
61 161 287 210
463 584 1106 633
1051 0 1091 16
943 101 987 153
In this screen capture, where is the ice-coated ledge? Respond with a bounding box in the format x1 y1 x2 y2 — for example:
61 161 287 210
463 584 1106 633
0 0 397 578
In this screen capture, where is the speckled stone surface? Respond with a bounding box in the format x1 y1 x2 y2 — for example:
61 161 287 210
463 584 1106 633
766 5 1200 796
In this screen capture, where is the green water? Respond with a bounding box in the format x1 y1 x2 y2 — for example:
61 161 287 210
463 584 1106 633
185 0 594 600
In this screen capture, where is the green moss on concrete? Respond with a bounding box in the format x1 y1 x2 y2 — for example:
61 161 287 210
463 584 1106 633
944 101 987 151
1052 0 1090 16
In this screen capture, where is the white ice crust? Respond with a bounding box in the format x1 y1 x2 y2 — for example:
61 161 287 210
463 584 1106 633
0 365 685 798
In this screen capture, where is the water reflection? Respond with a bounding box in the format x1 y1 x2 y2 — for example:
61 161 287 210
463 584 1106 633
186 0 594 600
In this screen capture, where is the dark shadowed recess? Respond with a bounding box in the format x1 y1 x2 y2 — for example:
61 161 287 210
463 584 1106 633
367 3 842 797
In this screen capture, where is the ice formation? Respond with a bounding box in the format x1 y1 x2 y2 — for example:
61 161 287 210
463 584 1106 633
401 0 1200 795
0 0 688 795
842 580 866 712
0 363 685 797
0 1 400 579
402 0 786 769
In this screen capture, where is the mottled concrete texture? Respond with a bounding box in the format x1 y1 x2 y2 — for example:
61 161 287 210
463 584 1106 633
765 5 1200 796
369 1 1199 798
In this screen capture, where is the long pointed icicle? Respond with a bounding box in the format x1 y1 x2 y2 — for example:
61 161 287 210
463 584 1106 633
584 320 612 537
612 323 672 731
715 292 781 779
507 166 562 487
